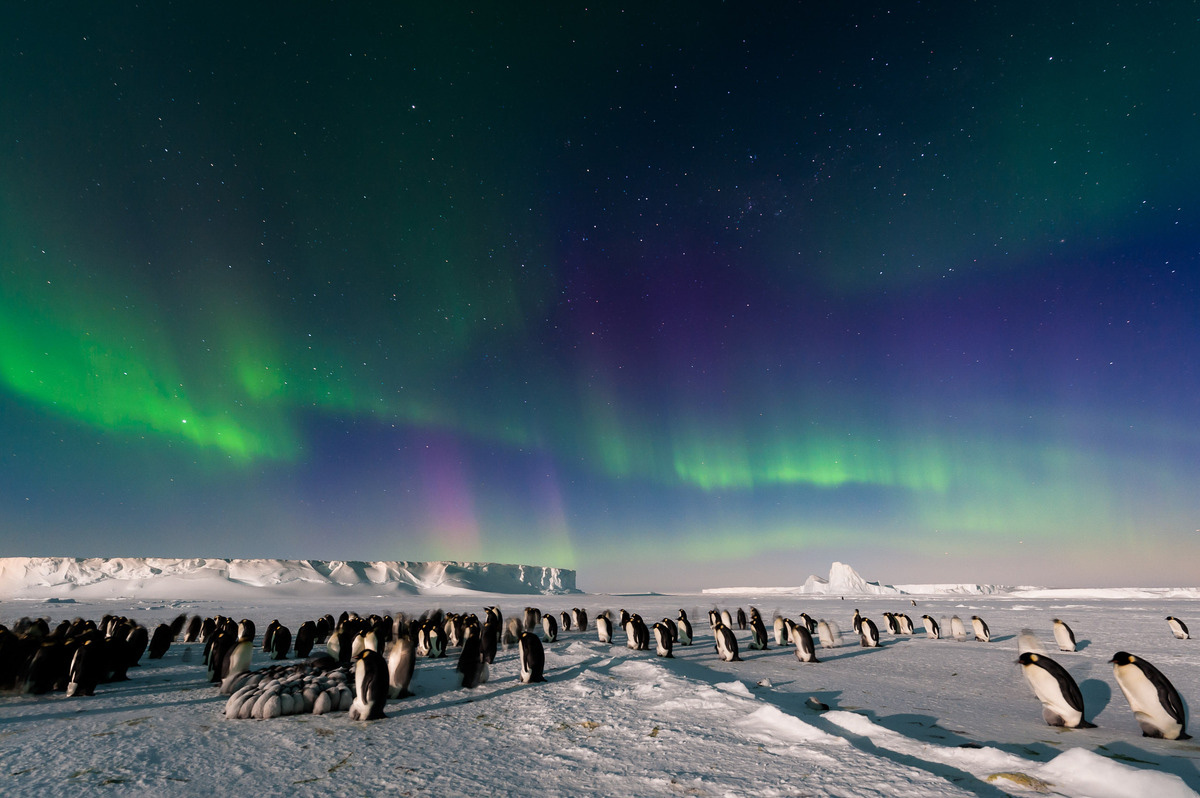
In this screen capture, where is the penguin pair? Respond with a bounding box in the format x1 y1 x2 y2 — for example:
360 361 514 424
1019 650 1189 740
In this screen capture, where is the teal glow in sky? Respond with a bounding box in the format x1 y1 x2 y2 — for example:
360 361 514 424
2 4 1198 591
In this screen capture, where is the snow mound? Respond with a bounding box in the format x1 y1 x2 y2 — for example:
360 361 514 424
0 557 578 599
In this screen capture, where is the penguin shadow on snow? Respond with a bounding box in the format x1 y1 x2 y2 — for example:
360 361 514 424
1090 739 1200 790
751 690 1015 797
1078 677 1111 718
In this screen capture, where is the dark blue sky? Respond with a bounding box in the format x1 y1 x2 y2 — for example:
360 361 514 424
2 4 1197 591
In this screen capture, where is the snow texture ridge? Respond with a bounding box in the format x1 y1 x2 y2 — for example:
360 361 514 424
0 557 578 598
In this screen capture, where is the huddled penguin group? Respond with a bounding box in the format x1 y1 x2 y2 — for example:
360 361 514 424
0 612 188 697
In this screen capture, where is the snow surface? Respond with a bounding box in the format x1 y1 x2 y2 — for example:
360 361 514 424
0 557 578 598
2 587 1198 796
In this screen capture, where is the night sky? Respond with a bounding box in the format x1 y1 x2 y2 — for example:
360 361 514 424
2 4 1198 592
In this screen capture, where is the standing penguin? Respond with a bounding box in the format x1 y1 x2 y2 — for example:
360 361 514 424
558 611 572 633
922 615 941 640
65 638 103 697
348 649 389 720
270 625 292 660
859 617 880 648
971 616 991 642
572 608 588 632
626 615 649 651
1052 619 1077 652
748 613 769 650
294 621 317 658
816 620 839 649
1018 652 1095 728
950 616 967 642
735 608 747 630
148 624 173 660
713 621 741 662
542 613 558 643
675 610 693 646
456 635 489 689
1166 617 1190 640
387 636 416 698
1109 652 1190 739
596 612 614 644
852 609 863 635
652 622 674 658
518 631 546 683
789 621 819 663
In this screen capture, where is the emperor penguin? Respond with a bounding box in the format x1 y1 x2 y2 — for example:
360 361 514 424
897 614 915 635
626 614 650 650
859 617 880 648
773 616 790 646
713 621 741 662
1052 619 1077 652
295 621 316 658
148 624 173 660
349 649 389 720
221 637 254 690
1018 652 1095 728
542 613 558 643
503 617 522 647
922 615 941 640
950 616 967 642
721 609 734 630
572 608 588 632
1109 651 1190 739
518 631 546 683
65 638 103 697
596 612 614 644
558 611 572 633
1166 616 1190 640
748 613 769 650
971 616 991 642
183 615 202 643
481 615 500 665
789 621 819 663
675 610 693 646
653 622 675 658
456 635 489 689
734 608 746 630
800 613 817 633
882 612 900 635
523 607 542 631
816 620 839 649
387 636 416 698
263 620 279 653
271 625 292 660
852 609 863 634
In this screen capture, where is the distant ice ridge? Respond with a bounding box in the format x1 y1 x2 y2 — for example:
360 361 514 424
0 557 578 599
703 561 1200 598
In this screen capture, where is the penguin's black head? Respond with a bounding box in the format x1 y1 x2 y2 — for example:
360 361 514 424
1017 652 1038 665
1109 651 1135 665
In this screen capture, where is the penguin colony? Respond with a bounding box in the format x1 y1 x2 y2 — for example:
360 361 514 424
0 605 1190 742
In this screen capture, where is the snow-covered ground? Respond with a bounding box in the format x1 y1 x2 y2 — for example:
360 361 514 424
1 590 1196 797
